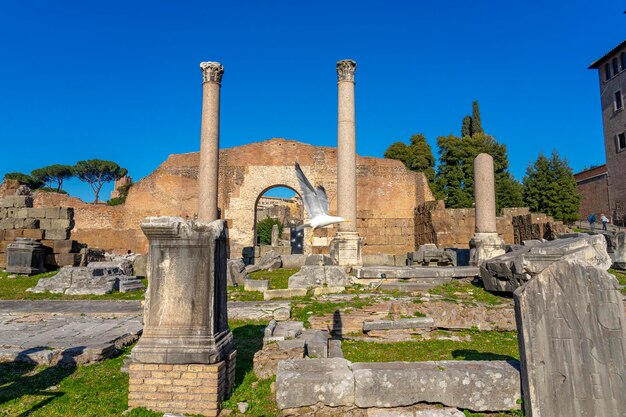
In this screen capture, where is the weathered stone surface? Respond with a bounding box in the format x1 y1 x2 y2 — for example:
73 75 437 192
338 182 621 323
353 361 521 411
264 288 307 300
227 258 248 286
305 254 336 266
354 266 478 279
132 254 147 277
612 231 626 270
271 224 279 247
6 238 46 275
79 248 105 266
362 317 434 332
29 264 132 295
227 301 291 321
131 217 233 364
90 260 133 276
313 286 346 296
328 339 343 358
514 259 626 417
288 266 326 289
280 254 307 269
276 358 355 409
264 320 304 344
482 234 612 292
44 229 70 240
118 276 146 293
246 250 282 273
469 233 505 266
253 340 305 380
301 329 329 358
243 278 269 292
408 244 456 266
368 409 464 417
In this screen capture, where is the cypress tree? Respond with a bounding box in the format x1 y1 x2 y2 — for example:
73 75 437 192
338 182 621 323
471 100 484 136
461 116 472 138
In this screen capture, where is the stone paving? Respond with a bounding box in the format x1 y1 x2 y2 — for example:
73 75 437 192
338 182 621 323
0 300 143 365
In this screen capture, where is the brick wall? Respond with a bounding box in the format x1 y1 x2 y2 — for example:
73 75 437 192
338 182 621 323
128 351 236 417
574 165 610 222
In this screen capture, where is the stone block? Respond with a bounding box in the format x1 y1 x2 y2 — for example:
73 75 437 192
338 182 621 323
288 266 326 289
44 229 70 240
362 317 434 332
301 329 329 358
313 286 345 296
29 208 47 218
353 361 521 411
48 219 72 229
15 208 29 219
263 288 307 300
132 254 147 277
5 229 23 240
612 231 626 270
51 239 78 254
55 253 81 267
6 238 47 275
325 266 351 287
21 229 44 240
263 320 304 344
227 301 291 321
304 254 335 266
44 207 61 219
246 250 282 273
2 196 33 208
328 339 343 358
276 358 354 409
79 248 105 266
514 259 626 417
243 279 269 292
58 207 74 220
16 218 39 229
280 254 307 269
0 218 15 229
482 234 612 293
227 259 248 286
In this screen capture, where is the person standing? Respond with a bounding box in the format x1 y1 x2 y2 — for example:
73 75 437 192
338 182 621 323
588 213 597 230
601 213 608 231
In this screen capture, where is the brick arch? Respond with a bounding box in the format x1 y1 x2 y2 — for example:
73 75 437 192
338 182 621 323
222 164 320 254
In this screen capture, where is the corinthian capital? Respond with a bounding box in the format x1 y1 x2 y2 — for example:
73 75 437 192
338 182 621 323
200 62 224 84
336 59 357 82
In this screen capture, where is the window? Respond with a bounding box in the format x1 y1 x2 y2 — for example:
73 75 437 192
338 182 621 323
622 52 626 72
613 58 620 76
618 132 626 151
605 63 612 80
615 90 623 111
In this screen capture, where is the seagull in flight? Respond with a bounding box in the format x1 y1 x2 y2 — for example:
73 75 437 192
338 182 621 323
295 162 348 243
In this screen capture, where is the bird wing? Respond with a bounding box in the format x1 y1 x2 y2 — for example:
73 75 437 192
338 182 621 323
295 162 325 218
316 185 329 213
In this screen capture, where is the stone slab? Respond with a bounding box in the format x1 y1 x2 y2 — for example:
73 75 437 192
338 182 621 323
276 358 355 409
354 266 478 279
227 301 291 321
367 409 464 417
378 279 453 291
280 254 307 269
363 317 434 332
352 361 521 411
243 278 269 291
313 286 346 296
514 259 626 416
264 288 307 300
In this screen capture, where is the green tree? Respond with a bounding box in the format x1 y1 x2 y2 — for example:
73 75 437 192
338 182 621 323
31 164 74 192
471 100 483 136
256 217 283 245
74 160 127 203
461 115 472 138
523 151 581 223
107 182 134 206
3 172 43 189
434 133 523 212
384 133 436 182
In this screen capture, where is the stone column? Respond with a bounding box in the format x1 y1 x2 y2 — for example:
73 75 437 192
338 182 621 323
470 153 505 265
330 59 362 266
197 62 223 223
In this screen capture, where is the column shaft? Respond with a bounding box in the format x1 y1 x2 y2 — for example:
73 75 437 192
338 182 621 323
474 153 497 233
337 60 357 232
198 62 223 223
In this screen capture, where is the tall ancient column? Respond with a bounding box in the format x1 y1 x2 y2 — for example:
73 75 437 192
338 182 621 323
470 153 505 265
197 62 223 222
330 59 362 266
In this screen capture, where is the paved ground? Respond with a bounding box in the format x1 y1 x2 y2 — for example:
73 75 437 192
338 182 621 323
0 300 143 365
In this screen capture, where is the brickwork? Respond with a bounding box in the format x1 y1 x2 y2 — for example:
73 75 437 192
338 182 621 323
128 351 236 417
574 165 610 221
0 196 79 269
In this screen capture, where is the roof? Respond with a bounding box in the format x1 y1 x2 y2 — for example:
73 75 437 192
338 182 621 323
589 40 626 69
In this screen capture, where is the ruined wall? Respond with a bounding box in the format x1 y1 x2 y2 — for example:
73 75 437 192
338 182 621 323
51 138 435 256
574 165 610 221
414 203 569 249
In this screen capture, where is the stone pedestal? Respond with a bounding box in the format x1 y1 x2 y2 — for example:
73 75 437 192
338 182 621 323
6 238 46 275
329 231 362 267
470 232 505 267
129 216 235 416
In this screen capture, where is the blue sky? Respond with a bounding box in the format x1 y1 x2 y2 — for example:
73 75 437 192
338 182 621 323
0 1 624 202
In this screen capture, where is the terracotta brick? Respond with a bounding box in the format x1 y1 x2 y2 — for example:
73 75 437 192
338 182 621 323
144 378 173 385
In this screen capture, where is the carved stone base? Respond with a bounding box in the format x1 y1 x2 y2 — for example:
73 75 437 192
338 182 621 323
470 232 505 266
329 232 362 267
131 217 234 364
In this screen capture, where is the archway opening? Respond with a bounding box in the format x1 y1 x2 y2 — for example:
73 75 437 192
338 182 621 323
253 185 304 253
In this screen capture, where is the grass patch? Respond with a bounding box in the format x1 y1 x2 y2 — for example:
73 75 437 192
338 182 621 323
0 270 146 301
248 268 298 289
0 320 274 417
429 280 510 305
228 285 265 302
343 330 519 363
291 296 374 327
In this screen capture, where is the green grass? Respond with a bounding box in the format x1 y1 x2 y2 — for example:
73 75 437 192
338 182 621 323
0 320 274 417
227 285 265 302
248 268 299 289
343 330 519 363
0 270 147 300
291 295 374 328
429 280 511 305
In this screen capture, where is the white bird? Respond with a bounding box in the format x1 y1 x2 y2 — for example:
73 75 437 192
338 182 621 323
295 162 348 243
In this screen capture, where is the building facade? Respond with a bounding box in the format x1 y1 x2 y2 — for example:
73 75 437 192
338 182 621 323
574 164 610 220
590 40 626 225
